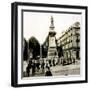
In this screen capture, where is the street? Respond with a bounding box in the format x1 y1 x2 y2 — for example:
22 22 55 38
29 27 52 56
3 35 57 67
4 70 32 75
23 60 80 78
51 63 80 76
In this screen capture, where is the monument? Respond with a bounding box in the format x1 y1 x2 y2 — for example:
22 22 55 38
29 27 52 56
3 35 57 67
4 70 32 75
48 16 58 59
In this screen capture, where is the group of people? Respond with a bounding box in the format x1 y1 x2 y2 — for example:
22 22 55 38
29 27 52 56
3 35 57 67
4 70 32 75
23 57 76 77
23 58 53 77
60 56 76 65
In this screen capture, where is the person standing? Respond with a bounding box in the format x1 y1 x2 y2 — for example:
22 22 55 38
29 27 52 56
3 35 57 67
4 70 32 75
37 60 40 71
26 65 30 77
49 59 52 67
53 58 55 66
32 59 36 76
45 67 52 76
41 60 45 69
23 60 28 77
26 60 32 77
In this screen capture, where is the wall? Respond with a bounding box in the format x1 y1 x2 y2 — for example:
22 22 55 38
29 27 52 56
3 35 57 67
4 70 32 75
0 0 89 89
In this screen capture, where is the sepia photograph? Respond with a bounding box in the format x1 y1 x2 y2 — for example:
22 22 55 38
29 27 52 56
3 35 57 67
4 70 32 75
22 10 81 78
11 2 87 87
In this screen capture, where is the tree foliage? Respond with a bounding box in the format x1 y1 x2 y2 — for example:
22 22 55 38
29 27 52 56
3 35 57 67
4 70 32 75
23 38 28 60
29 36 40 59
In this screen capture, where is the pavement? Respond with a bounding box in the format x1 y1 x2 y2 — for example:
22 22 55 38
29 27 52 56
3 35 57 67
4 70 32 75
24 60 80 77
50 63 80 76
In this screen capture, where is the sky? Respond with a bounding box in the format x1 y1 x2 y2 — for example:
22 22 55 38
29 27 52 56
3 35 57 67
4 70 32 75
23 12 81 44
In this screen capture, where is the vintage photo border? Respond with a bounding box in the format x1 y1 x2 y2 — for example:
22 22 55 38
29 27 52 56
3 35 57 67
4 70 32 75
11 2 88 87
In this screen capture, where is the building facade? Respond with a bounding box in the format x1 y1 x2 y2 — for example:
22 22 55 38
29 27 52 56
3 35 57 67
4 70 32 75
57 22 80 61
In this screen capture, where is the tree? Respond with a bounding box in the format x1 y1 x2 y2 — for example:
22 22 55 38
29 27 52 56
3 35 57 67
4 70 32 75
42 36 49 58
29 36 40 59
23 38 28 61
